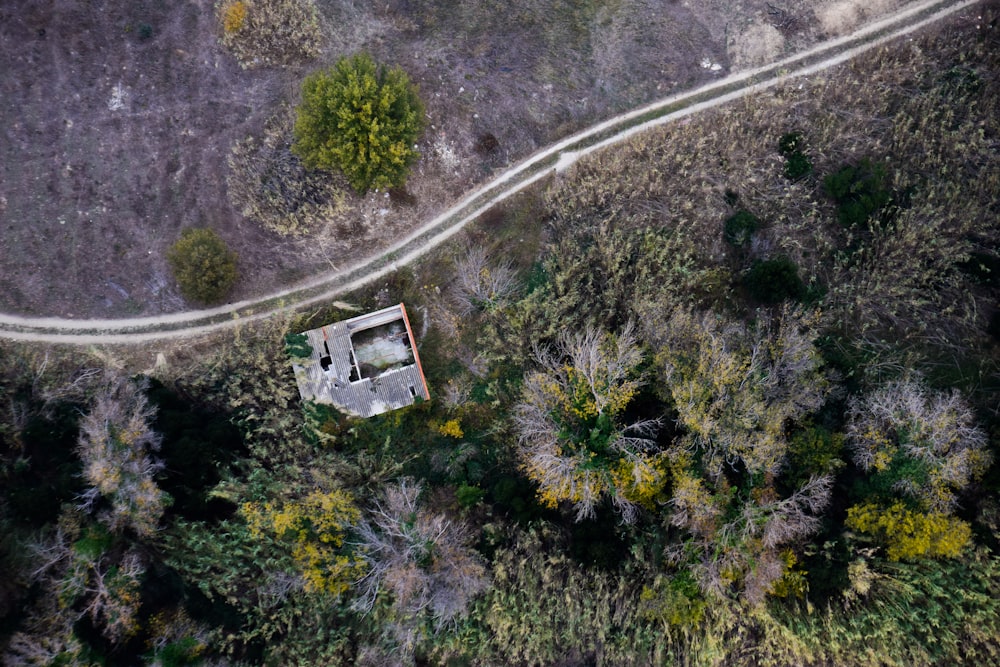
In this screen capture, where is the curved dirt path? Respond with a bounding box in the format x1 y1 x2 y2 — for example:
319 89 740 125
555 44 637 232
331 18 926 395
0 0 979 345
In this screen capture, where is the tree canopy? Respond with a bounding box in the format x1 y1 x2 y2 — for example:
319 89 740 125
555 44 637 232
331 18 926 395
166 228 239 305
292 53 425 193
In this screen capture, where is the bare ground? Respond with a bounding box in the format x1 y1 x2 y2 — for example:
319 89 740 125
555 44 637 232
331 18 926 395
0 0 916 318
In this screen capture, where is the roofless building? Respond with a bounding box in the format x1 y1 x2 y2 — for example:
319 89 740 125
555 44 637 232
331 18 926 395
290 303 430 418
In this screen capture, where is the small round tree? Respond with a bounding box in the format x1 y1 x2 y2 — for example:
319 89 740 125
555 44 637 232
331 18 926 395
167 228 238 304
292 53 425 193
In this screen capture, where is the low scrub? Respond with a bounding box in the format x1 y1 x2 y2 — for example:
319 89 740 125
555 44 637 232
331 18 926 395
217 0 322 68
744 256 806 303
228 110 350 237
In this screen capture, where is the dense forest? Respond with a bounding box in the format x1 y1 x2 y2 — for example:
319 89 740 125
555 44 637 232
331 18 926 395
2 10 1000 666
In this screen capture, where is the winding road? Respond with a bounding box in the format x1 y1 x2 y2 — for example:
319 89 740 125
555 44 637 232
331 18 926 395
0 0 980 345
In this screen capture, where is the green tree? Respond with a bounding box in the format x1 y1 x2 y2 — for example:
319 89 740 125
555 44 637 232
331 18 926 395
292 53 425 193
166 228 238 305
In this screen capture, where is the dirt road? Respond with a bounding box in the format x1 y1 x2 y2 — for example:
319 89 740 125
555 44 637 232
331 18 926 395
0 0 980 345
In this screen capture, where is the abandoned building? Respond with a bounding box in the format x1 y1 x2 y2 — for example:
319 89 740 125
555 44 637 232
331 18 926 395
290 303 430 418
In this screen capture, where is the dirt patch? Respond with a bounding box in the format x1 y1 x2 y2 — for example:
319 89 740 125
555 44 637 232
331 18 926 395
728 22 787 70
814 0 908 37
0 0 919 318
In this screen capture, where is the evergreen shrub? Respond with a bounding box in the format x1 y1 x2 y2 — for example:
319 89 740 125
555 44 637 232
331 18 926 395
167 228 238 304
723 210 760 246
743 256 806 303
823 159 892 227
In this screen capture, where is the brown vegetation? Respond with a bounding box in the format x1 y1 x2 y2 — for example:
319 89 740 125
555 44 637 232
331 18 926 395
1 0 854 318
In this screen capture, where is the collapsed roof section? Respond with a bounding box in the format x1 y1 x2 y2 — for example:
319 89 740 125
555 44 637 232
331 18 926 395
290 303 430 418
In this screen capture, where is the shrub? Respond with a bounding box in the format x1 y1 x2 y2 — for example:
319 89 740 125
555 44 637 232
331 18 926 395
777 131 805 156
474 132 500 155
743 256 805 303
778 132 812 180
167 228 238 304
723 210 759 246
217 0 322 69
783 150 813 180
823 159 892 227
222 1 247 34
456 483 485 508
292 53 425 193
284 332 311 360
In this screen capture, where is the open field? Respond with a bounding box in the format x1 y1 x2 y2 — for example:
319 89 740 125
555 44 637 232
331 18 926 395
0 0 976 345
1 0 917 319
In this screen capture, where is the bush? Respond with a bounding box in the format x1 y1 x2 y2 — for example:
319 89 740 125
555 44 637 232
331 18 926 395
723 210 759 246
217 0 322 69
778 132 812 180
167 228 238 304
783 150 813 180
743 256 805 303
777 131 805 156
823 159 892 227
292 53 425 193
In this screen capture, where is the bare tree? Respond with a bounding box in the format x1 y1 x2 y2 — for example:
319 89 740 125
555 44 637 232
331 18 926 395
12 519 146 649
451 245 520 316
846 377 991 512
669 469 833 604
513 324 663 522
77 372 165 537
353 479 490 631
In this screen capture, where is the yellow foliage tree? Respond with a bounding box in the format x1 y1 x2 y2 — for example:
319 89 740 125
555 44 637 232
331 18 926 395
221 1 247 33
651 307 831 477
845 501 972 562
436 418 464 439
243 490 365 595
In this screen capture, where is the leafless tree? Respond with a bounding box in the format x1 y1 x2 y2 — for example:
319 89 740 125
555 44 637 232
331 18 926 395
451 245 520 316
78 549 145 644
846 377 991 512
669 468 833 604
76 372 165 537
14 519 146 648
513 324 662 522
651 307 832 477
352 479 490 631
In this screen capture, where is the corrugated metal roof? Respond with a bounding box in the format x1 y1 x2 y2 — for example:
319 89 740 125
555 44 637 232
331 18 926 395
291 304 430 417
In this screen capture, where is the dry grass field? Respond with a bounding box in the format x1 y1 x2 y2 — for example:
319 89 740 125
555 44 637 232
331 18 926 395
0 0 916 318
